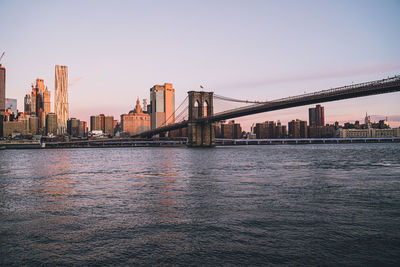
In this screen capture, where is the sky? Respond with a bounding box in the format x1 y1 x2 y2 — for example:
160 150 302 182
1 0 399 130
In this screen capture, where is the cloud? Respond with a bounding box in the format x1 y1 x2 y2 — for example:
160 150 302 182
220 62 400 90
69 75 86 86
68 69 101 87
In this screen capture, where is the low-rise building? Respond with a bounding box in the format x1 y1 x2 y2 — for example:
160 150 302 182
221 120 242 139
339 128 400 138
121 98 150 135
46 113 57 136
90 114 114 136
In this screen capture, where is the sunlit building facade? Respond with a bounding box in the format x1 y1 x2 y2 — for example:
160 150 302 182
121 98 150 135
54 65 68 134
150 83 175 129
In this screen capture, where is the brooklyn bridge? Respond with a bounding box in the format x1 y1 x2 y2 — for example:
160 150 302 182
129 75 400 147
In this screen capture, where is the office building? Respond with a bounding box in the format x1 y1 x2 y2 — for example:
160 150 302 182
288 119 307 138
221 120 242 139
90 114 104 132
2 120 28 137
24 94 31 114
150 83 175 129
54 65 68 134
29 115 39 135
67 118 81 137
80 121 88 137
43 86 51 113
254 121 286 139
309 104 324 127
36 78 45 94
0 64 5 116
104 116 114 136
46 113 58 136
5 98 17 115
90 114 114 136
25 79 51 131
121 98 150 135
339 128 400 138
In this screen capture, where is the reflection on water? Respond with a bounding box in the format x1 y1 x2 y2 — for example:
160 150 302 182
1 144 400 265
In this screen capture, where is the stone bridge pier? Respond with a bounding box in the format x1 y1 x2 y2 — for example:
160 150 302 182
187 91 215 147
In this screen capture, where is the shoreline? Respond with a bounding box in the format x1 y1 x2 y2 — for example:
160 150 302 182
0 137 399 149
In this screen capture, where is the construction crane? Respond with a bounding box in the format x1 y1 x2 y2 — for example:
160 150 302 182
0 51 4 63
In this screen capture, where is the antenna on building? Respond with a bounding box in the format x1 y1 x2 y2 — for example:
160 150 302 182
0 51 4 65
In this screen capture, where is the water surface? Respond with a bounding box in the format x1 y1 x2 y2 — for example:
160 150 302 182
1 144 400 265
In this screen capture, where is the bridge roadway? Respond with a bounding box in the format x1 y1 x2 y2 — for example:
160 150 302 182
134 75 400 138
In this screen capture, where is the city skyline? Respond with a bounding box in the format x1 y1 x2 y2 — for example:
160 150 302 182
1 1 399 130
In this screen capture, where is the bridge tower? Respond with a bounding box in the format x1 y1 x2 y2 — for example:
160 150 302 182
187 91 215 147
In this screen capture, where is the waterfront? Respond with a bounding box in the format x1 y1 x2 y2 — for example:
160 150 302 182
1 144 400 265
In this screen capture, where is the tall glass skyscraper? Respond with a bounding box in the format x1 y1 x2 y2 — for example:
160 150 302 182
54 65 68 134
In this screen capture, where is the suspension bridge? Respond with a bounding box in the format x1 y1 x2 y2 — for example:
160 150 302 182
133 75 400 147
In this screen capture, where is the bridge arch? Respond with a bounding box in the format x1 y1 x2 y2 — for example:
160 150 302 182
193 100 200 119
203 100 208 117
188 91 215 147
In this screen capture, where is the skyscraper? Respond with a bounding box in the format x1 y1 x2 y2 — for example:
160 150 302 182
36 78 45 94
43 86 51 113
0 64 5 116
54 65 68 134
150 83 175 129
308 104 325 127
24 94 31 114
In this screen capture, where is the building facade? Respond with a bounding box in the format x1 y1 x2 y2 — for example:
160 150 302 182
29 116 39 135
288 119 307 138
80 121 88 137
150 83 175 129
121 98 150 135
54 65 68 134
0 65 5 116
221 120 242 139
67 118 81 137
309 104 324 127
25 79 52 132
90 114 114 136
254 121 287 139
46 113 58 136
24 94 31 114
339 128 400 138
90 114 104 132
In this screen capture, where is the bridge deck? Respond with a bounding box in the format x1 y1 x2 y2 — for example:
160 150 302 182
134 75 400 137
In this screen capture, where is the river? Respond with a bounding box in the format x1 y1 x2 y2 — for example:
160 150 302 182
1 144 400 265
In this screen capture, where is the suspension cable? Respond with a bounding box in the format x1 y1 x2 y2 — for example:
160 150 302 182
214 94 268 104
160 95 188 127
